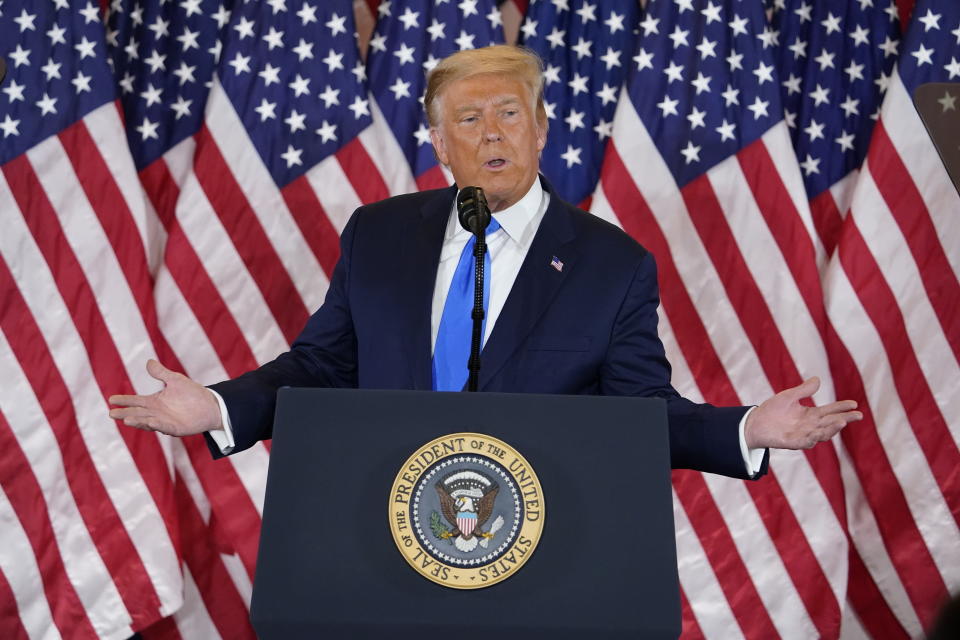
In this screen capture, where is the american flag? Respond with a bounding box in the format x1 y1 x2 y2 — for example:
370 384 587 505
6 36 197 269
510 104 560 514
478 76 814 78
2 0 958 637
592 0 868 636
518 0 640 207
366 0 504 191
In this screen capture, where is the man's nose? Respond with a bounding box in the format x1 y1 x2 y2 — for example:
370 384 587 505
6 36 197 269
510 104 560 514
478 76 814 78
482 117 503 142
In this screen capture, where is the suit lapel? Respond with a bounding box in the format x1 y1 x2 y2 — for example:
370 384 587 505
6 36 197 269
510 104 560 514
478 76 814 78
401 186 455 390
478 183 579 390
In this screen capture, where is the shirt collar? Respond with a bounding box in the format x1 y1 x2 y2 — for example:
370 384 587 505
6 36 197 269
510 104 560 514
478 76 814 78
447 178 545 245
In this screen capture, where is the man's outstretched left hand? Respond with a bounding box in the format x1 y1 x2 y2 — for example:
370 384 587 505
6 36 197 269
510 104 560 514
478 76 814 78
745 377 862 450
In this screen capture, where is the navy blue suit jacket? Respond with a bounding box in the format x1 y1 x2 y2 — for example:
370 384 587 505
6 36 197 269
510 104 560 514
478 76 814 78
209 179 767 479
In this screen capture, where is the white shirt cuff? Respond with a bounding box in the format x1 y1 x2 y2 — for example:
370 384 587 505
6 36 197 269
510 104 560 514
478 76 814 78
738 406 765 476
207 389 235 455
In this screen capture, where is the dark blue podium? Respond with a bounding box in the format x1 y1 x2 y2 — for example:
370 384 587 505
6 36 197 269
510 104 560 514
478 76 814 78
250 389 680 639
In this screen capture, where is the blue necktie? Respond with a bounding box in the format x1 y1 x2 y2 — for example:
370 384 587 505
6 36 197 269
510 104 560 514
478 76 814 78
433 217 501 391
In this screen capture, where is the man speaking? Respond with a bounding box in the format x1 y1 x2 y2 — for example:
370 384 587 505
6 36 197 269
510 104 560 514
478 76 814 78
109 45 861 478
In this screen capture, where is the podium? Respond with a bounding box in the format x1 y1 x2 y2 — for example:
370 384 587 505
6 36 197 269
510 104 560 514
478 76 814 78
250 389 681 639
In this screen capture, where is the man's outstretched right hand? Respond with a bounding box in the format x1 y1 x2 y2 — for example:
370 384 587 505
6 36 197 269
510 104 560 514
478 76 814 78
109 359 223 437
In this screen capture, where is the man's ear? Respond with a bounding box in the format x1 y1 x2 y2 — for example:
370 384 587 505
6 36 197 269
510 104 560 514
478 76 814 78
535 113 548 153
430 127 449 166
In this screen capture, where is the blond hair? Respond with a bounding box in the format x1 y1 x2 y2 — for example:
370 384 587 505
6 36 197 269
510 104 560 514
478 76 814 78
424 45 546 127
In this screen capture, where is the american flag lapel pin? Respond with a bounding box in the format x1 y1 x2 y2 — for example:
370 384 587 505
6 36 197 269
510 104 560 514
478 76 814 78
550 256 564 272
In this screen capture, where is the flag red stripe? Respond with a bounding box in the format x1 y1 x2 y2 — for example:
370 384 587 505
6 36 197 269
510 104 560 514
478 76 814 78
847 544 910 639
0 410 99 640
181 436 262 579
281 174 342 278
809 190 844 257
838 221 960 526
1 164 167 626
824 319 948 626
736 142 847 523
415 164 450 191
679 586 706 640
601 147 777 638
601 145 739 403
139 615 184 640
336 137 390 205
0 566 30 640
194 125 310 344
673 471 781 639
173 474 257 640
139 160 260 375
868 123 960 363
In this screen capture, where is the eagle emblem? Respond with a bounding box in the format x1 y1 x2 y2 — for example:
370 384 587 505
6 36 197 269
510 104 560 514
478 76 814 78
432 470 505 553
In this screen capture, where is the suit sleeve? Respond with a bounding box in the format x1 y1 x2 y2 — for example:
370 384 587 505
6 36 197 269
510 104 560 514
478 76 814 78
203 209 363 458
600 250 769 479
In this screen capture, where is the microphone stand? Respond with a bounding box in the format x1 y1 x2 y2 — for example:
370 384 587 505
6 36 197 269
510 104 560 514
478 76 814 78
467 226 487 392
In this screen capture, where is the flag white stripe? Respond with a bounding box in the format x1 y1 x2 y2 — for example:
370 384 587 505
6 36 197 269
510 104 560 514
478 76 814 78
83 103 166 273
304 153 364 235
171 566 223 640
759 126 829 266
162 137 197 190
583 182 623 228
154 267 228 385
364 99 417 195
828 170 858 225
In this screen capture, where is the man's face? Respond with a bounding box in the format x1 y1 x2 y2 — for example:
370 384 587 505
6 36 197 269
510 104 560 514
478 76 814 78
430 73 547 213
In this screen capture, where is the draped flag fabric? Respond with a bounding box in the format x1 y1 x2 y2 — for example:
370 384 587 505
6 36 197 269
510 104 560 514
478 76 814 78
1 0 957 638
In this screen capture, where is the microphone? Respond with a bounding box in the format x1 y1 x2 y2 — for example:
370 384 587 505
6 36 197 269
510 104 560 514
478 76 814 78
456 186 491 236
454 186 492 392
0 57 6 86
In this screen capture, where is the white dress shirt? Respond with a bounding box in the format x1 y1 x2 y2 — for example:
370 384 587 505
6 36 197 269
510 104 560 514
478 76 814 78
211 179 763 475
431 178 549 352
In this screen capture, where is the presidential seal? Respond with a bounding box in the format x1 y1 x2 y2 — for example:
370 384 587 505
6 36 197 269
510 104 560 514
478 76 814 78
388 433 545 589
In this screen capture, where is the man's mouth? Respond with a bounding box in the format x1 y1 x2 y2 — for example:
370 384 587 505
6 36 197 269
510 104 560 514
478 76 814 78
484 158 508 169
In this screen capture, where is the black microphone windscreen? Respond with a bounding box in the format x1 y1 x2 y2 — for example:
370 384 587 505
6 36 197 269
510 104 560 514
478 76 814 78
456 186 491 236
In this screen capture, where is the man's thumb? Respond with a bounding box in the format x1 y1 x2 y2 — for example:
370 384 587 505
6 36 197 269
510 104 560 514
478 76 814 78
146 359 176 384
792 376 820 399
